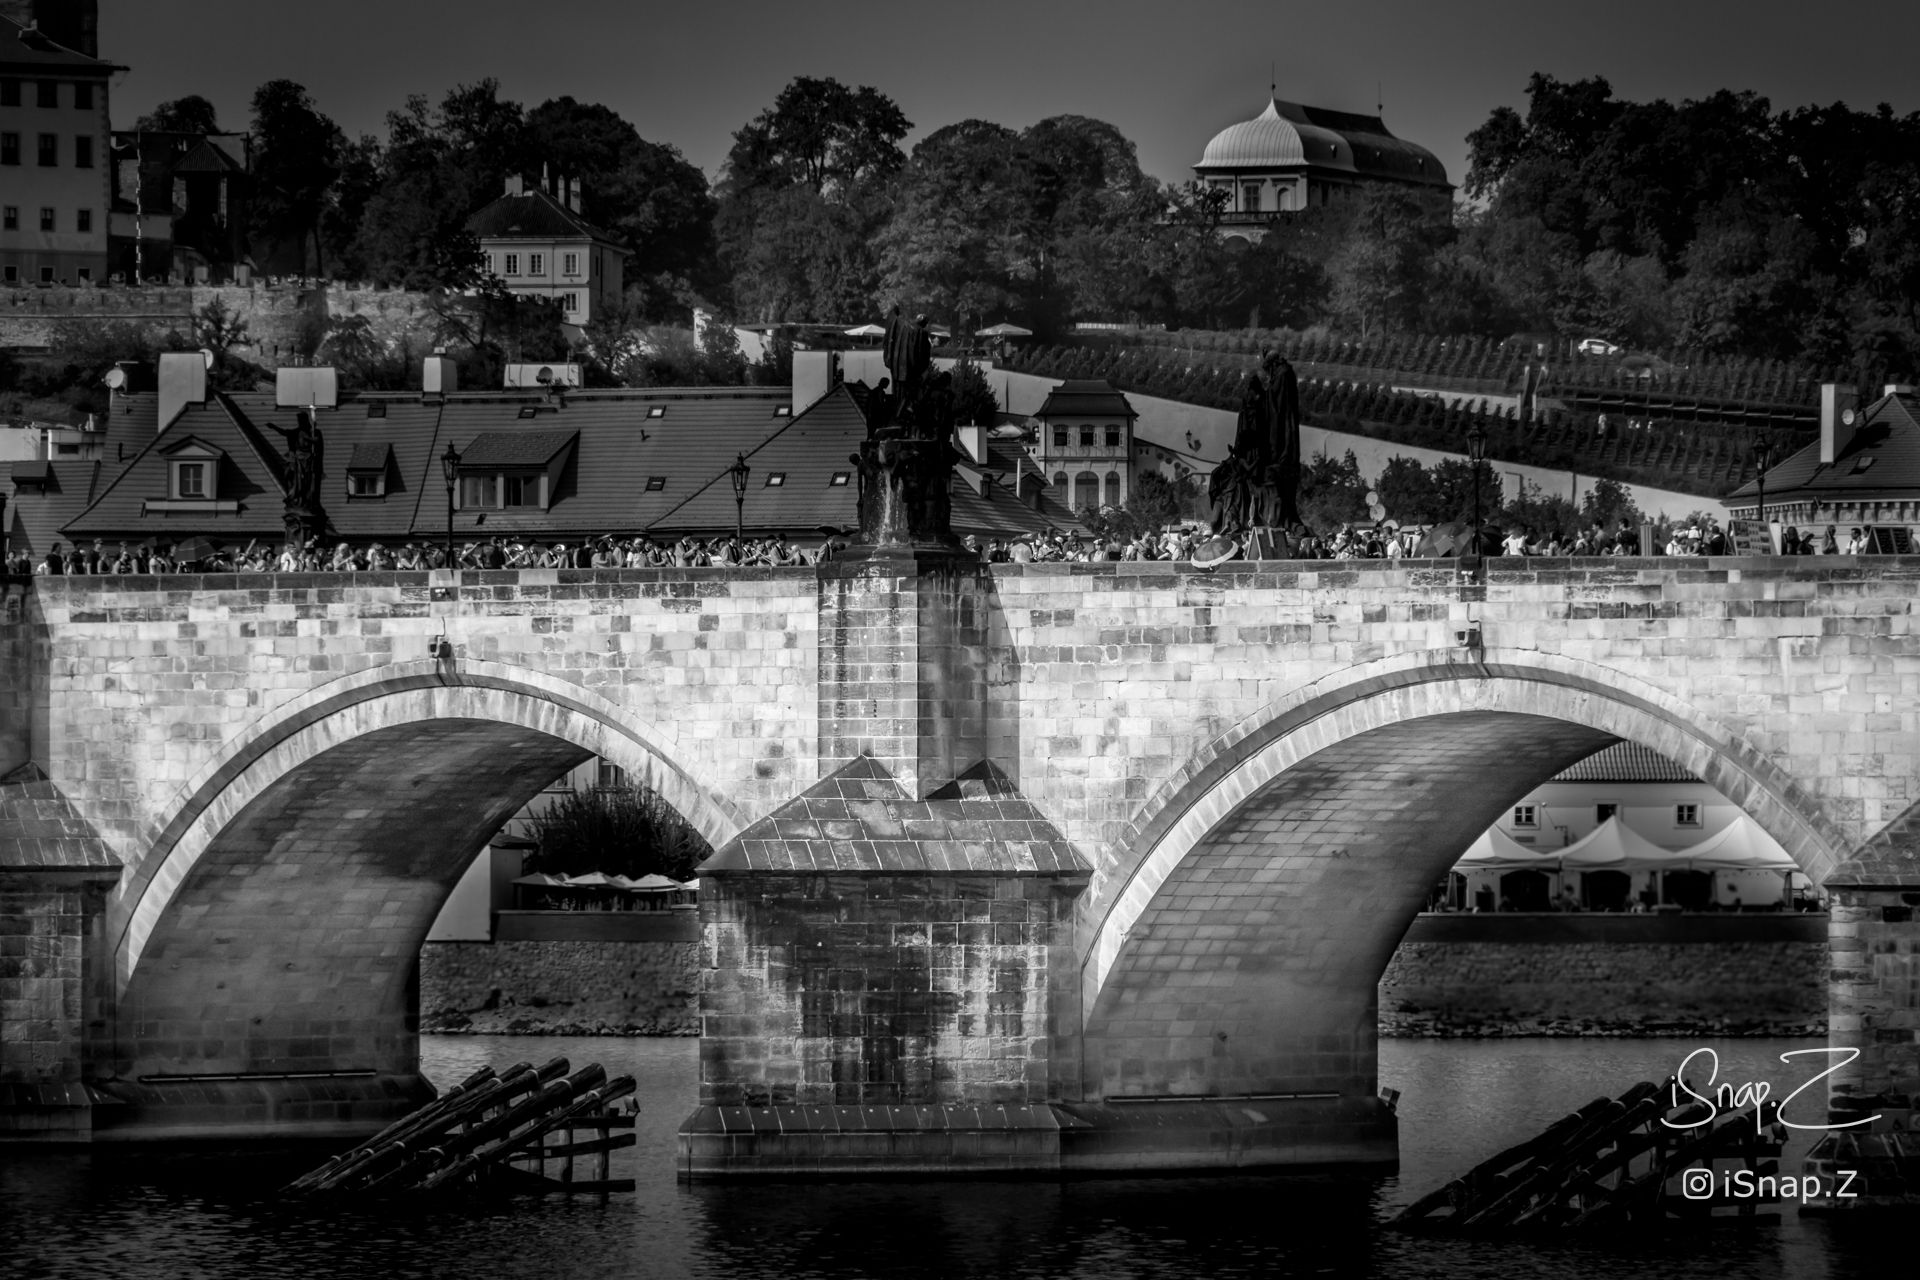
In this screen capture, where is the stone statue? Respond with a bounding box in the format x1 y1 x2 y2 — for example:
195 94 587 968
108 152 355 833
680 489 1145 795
267 409 327 546
851 304 958 548
1209 350 1302 541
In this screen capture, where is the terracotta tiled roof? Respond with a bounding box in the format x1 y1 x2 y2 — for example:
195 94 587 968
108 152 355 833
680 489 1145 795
702 756 1090 875
0 780 120 872
464 188 626 250
346 442 392 471
1035 380 1136 420
1724 392 1920 503
1551 742 1700 784
455 431 577 469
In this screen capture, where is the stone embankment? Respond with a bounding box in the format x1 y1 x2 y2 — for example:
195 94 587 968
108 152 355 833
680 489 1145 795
419 940 698 1037
422 919 1828 1039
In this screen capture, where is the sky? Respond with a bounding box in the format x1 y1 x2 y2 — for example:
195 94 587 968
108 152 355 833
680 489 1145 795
102 0 1920 192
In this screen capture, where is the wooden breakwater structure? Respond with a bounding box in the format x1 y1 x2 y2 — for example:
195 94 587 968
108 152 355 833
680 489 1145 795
1394 1078 1785 1231
284 1057 637 1196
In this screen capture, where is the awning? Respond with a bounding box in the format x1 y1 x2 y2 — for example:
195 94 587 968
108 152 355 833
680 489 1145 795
1671 815 1798 871
1557 817 1681 870
1454 826 1561 870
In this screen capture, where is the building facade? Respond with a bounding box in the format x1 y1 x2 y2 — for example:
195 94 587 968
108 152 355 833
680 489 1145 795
1722 386 1920 548
0 9 119 284
109 130 251 283
1194 95 1452 245
1030 379 1137 513
466 176 628 328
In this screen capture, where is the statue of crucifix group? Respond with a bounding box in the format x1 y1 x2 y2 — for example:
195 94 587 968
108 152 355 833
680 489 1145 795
1207 349 1304 548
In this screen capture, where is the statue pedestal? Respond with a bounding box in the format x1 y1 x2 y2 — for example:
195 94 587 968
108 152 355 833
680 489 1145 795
853 436 956 550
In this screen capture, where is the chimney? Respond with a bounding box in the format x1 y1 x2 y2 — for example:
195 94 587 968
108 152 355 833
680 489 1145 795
504 174 523 197
423 350 458 397
568 177 581 213
1886 383 1916 397
157 351 208 431
1820 383 1859 464
955 423 987 464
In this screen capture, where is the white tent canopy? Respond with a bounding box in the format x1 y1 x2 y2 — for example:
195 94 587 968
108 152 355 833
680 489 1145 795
1671 814 1797 871
1556 817 1675 870
1455 826 1560 870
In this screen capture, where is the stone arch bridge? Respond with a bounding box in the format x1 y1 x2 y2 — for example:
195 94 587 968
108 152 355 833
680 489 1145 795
0 554 1914 1171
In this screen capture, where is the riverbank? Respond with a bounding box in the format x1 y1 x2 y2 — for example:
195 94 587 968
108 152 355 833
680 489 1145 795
419 913 1829 1039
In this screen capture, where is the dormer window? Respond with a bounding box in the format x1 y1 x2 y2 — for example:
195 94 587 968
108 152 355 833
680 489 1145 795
148 436 241 514
175 461 209 498
450 431 577 513
345 443 393 499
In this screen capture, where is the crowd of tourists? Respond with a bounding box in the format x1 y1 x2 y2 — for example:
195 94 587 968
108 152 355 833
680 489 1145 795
3 518 1887 577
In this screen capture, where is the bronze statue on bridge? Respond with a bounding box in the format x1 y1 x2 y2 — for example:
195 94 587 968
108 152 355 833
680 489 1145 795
850 305 959 548
1206 349 1304 556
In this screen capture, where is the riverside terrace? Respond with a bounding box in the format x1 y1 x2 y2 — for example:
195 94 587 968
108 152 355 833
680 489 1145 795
1 553 1917 1176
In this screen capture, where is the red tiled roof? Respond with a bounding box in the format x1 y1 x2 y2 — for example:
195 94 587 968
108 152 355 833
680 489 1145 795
464 188 626 250
1724 392 1920 503
1551 742 1700 784
1036 380 1136 420
455 431 576 469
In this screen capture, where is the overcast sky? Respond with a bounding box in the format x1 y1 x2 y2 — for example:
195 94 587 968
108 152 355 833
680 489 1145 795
104 0 1919 191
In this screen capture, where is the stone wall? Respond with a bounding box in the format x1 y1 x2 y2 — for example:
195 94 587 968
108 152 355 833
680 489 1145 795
418 940 698 1036
1827 887 1920 1110
1 284 439 363
700 872 1078 1107
1379 939 1828 1037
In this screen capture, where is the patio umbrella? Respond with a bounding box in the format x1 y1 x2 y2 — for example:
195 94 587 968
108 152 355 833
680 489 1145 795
171 535 222 564
564 871 614 887
844 323 886 344
976 322 1032 338
1414 521 1499 557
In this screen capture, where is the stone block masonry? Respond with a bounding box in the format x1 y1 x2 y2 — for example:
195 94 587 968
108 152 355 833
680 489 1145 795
418 940 698 1036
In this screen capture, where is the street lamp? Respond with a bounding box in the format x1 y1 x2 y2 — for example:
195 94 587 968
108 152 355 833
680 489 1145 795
1753 437 1774 532
441 442 461 567
728 453 751 542
1465 421 1488 554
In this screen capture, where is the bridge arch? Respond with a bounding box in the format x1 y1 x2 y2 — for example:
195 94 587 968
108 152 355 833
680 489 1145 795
102 660 741 1099
1080 649 1848 1101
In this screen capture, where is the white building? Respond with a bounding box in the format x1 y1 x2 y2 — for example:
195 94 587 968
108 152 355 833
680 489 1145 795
1030 379 1137 513
465 175 629 328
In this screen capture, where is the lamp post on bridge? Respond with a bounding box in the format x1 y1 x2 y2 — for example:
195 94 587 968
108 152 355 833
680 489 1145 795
441 443 461 568
1753 437 1773 537
729 453 751 543
1466 420 1488 553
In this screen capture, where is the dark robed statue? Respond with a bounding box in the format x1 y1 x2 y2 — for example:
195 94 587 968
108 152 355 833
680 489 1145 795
1208 349 1303 549
850 304 959 547
268 408 327 547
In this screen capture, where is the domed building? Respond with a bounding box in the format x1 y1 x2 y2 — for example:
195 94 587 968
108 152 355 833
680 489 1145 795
1193 95 1453 242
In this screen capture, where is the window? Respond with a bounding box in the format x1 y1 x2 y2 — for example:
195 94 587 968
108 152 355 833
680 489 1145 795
1242 183 1261 212
528 252 544 275
76 208 91 232
74 135 91 168
38 266 53 283
459 475 494 507
37 80 58 108
772 405 791 417
0 79 18 107
560 292 578 312
1595 803 1618 823
1676 804 1701 828
175 461 208 498
645 476 666 492
1512 805 1538 828
348 472 384 497
828 472 850 487
503 253 519 276
1053 471 1067 491
563 252 578 275
1 133 19 166
764 472 786 487
54 442 79 455
1105 427 1121 448
596 759 626 790
1052 427 1067 448
500 474 536 506
1079 427 1094 447
2 267 16 284
39 207 54 231
38 133 57 166
1104 472 1120 507
1 207 14 230
75 266 90 281
73 82 92 110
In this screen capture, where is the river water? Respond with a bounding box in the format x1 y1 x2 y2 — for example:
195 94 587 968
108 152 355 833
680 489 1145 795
2 1035 1901 1279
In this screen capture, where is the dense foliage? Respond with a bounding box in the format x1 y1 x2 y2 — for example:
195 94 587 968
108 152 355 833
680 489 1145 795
527 784 710 881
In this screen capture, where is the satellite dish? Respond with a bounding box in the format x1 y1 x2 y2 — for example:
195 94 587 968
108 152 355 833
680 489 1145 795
1841 408 1857 427
1364 490 1380 506
199 347 215 370
103 367 127 390
536 366 554 385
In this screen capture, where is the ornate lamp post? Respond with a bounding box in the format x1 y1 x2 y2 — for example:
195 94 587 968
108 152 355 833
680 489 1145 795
729 453 751 542
1466 421 1488 552
1753 437 1774 532
441 443 461 567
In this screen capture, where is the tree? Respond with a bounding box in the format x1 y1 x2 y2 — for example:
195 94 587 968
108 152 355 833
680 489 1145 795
1297 450 1369 531
1581 476 1643 531
950 358 999 427
134 95 220 134
248 80 346 276
1373 455 1441 523
1077 470 1201 542
527 784 710 881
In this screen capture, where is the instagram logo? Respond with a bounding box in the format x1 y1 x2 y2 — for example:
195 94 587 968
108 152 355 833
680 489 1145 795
1680 1169 1715 1201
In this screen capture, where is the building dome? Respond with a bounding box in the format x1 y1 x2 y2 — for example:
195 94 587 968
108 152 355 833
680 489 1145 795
1194 96 1450 188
